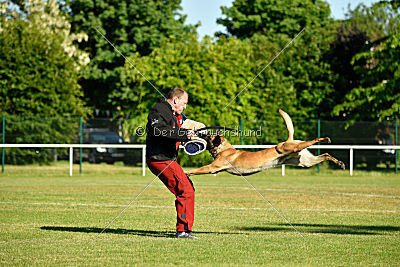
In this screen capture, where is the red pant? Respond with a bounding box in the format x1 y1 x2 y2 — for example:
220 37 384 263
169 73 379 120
146 159 195 232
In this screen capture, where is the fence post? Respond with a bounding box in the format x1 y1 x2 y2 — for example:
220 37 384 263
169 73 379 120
317 119 321 173
69 146 73 176
142 146 146 176
79 117 83 174
2 115 4 173
396 119 398 174
350 148 353 176
240 118 243 145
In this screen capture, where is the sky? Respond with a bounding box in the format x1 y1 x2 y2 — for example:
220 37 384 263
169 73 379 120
181 0 378 38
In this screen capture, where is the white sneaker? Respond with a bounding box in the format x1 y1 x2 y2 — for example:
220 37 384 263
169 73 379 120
176 231 198 239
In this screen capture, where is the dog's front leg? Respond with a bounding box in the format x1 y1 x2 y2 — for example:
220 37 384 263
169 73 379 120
186 164 224 176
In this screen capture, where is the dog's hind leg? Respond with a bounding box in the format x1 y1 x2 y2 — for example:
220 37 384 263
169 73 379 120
299 151 345 169
292 137 331 152
277 137 331 154
321 153 346 169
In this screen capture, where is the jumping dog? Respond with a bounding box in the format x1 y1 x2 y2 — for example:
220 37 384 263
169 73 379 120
186 109 345 176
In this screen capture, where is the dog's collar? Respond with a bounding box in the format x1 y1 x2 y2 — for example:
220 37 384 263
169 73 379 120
275 146 282 154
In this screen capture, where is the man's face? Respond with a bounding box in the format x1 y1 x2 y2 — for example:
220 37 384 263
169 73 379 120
173 93 188 114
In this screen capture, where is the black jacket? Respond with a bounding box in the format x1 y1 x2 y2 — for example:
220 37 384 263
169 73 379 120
146 98 190 161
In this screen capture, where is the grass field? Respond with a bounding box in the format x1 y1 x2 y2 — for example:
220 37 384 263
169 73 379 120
1 162 399 266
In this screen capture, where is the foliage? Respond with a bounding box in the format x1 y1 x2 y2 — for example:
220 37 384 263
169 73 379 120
332 2 400 121
344 2 400 40
65 0 190 110
0 21 87 117
116 34 253 136
217 0 337 120
3 0 90 70
333 31 400 121
217 0 331 39
325 22 370 120
0 0 90 117
0 0 90 164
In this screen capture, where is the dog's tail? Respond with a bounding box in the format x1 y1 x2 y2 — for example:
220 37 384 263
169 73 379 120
279 109 294 142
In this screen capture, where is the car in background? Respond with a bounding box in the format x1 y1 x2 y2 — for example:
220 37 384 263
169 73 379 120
77 132 127 164
352 136 396 169
377 137 396 168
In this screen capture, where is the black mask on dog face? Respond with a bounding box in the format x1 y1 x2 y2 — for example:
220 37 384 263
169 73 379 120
206 134 222 150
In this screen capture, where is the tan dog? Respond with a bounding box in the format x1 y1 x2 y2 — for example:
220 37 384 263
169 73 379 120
186 109 345 176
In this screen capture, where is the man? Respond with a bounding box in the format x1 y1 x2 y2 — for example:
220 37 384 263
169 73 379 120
146 88 197 239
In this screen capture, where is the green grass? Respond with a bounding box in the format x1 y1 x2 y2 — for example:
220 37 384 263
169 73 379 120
0 162 399 266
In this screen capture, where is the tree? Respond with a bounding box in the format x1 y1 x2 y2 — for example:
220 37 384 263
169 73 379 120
65 0 191 111
216 0 337 120
0 0 89 117
217 0 331 39
345 1 400 40
115 34 259 137
332 2 400 121
325 23 369 119
0 0 90 163
332 31 400 121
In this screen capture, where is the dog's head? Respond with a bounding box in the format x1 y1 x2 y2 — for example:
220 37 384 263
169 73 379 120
196 132 225 155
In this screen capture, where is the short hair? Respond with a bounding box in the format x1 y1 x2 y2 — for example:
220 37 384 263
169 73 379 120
167 88 187 99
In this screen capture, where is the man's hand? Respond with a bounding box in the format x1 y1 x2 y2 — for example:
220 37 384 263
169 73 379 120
187 130 195 139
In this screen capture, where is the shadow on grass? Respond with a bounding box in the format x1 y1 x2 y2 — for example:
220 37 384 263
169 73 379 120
40 226 244 238
238 223 400 235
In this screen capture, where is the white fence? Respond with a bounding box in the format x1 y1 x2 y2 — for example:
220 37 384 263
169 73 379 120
0 144 399 176
0 144 146 176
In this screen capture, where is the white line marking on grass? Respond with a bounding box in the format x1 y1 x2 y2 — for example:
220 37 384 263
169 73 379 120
287 208 400 214
0 201 131 208
306 190 400 199
258 188 400 199
1 201 399 213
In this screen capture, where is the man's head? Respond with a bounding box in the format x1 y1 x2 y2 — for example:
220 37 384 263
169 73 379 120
167 87 188 115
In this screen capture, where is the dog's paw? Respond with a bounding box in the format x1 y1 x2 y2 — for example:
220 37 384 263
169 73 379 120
321 137 331 143
316 137 331 143
338 161 345 170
